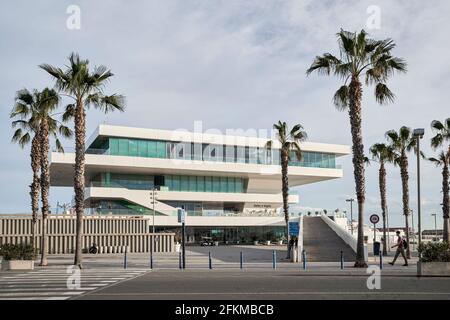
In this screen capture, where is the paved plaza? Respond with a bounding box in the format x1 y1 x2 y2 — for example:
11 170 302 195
1 245 444 300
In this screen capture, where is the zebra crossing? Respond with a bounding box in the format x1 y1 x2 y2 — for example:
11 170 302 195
0 267 148 300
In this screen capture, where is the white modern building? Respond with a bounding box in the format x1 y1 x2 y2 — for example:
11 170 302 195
50 125 350 243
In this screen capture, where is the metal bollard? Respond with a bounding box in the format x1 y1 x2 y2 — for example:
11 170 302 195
302 250 306 270
179 251 182 270
340 250 344 270
379 250 383 270
240 251 243 270
123 247 128 269
208 252 212 270
272 250 277 269
150 252 153 270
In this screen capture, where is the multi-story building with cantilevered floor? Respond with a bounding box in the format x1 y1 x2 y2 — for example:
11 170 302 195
50 125 349 244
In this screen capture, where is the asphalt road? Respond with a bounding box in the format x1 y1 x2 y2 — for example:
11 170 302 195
77 270 450 300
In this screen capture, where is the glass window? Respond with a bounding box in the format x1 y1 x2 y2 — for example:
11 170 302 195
220 176 227 192
172 175 180 191
156 141 166 158
303 152 310 167
272 149 280 165
257 147 266 164
138 140 147 157
205 176 212 192
193 143 202 161
248 147 258 164
186 142 193 160
212 176 220 192
148 141 157 157
176 143 184 159
235 178 244 193
225 145 235 163
236 146 245 163
180 176 189 191
109 138 119 155
129 139 138 156
165 175 172 190
197 176 205 192
329 154 336 168
227 177 235 193
188 176 197 192
118 138 128 156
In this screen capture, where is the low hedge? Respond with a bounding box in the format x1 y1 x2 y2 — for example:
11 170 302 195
0 243 36 261
418 242 450 262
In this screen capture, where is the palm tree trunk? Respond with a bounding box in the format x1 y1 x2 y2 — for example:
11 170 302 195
74 101 86 268
30 136 40 253
39 120 50 266
400 153 411 259
379 162 388 256
281 151 290 259
348 76 367 268
442 162 449 243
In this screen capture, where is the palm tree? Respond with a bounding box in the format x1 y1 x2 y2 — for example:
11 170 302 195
40 53 125 268
431 118 450 154
10 90 41 252
10 88 71 265
386 126 416 259
430 119 450 243
266 121 307 258
428 152 449 243
369 143 394 256
306 29 406 267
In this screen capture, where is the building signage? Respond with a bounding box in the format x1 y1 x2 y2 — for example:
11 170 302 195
289 222 299 236
177 208 186 224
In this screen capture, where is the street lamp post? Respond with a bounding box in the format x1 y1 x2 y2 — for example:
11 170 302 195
413 128 425 247
410 209 415 251
431 213 437 241
346 198 355 235
149 187 158 269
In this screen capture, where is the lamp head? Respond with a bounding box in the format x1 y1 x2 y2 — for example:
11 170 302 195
413 128 425 138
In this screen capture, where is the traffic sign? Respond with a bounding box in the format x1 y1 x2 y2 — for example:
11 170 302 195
369 214 380 224
289 222 299 236
177 208 186 223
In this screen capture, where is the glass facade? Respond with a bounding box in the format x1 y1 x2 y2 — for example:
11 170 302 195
156 226 286 244
87 137 337 169
87 200 164 215
91 173 247 193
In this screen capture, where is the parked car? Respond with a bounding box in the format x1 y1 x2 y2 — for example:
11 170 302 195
200 237 214 246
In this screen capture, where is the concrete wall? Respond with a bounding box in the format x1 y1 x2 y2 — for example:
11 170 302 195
320 215 368 262
0 215 175 254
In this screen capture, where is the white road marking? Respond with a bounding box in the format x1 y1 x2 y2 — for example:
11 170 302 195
0 269 146 300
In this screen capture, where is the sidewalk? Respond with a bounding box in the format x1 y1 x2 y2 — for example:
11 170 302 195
6 252 418 277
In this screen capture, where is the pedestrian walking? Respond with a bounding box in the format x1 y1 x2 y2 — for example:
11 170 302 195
388 231 408 266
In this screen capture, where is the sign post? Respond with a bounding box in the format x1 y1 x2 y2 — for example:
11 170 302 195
369 214 380 256
369 214 380 242
178 207 186 269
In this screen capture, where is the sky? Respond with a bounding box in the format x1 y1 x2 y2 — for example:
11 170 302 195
0 0 449 231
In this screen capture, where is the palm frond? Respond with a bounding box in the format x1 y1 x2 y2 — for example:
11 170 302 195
55 138 64 153
62 104 76 122
58 125 73 139
291 142 302 161
375 83 395 105
333 85 349 110
306 53 342 75
86 93 125 113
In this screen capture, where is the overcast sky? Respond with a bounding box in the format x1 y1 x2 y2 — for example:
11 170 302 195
0 0 448 230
